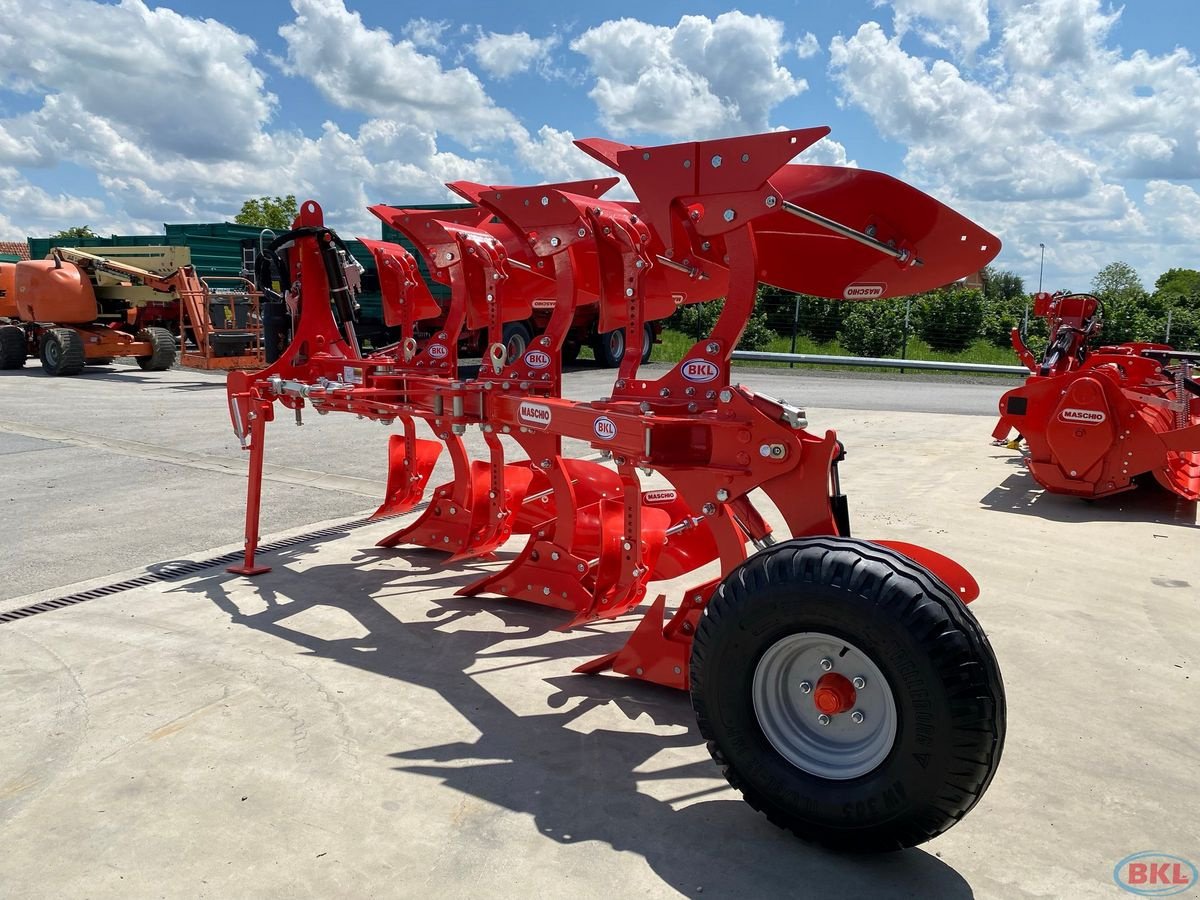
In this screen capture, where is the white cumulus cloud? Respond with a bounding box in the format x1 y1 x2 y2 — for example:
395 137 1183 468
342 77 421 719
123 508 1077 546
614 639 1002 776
470 31 559 80
571 12 807 138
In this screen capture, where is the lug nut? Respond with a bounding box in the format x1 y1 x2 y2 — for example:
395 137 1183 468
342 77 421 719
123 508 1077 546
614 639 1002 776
817 714 831 726
799 681 812 694
852 676 866 689
819 657 833 671
851 710 865 724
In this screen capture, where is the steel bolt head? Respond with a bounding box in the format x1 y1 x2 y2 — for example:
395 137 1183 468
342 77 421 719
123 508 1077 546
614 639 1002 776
819 657 833 671
706 341 720 353
625 287 635 297
623 541 633 551
852 676 866 689
759 444 772 457
719 389 732 403
817 714 831 726
722 209 736 222
578 228 586 237
799 681 812 694
550 237 560 247
716 488 729 502
765 195 778 208
550 551 560 561
851 710 865 724
543 587 551 596
702 502 717 516
711 155 722 168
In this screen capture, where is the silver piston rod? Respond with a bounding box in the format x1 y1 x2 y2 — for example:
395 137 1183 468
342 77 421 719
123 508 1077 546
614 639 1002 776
781 200 922 266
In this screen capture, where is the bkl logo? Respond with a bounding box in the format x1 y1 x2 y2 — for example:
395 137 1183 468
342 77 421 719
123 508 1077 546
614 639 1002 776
1113 852 1196 896
1061 407 1106 424
643 490 677 504
843 283 886 300
524 350 551 369
427 343 448 360
593 416 617 441
518 401 552 429
681 359 720 383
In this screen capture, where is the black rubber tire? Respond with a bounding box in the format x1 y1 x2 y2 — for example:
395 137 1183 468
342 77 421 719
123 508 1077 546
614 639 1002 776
690 536 1006 852
562 340 581 365
641 323 654 364
502 321 532 364
593 328 626 367
135 327 176 371
39 327 85 376
0 324 26 369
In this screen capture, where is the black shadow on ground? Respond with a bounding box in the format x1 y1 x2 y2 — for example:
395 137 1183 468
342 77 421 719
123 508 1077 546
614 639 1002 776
980 458 1198 526
178 536 978 900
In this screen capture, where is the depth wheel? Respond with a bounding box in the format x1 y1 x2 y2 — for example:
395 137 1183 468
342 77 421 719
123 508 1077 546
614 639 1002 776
39 327 85 376
136 327 176 371
690 536 1006 851
0 324 26 369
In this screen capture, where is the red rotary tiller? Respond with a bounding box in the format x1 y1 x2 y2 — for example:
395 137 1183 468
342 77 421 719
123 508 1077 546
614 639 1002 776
994 291 1200 500
226 127 1006 851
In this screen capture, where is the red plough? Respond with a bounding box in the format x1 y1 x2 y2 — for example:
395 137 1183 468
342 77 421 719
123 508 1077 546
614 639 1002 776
994 291 1200 500
225 127 1006 850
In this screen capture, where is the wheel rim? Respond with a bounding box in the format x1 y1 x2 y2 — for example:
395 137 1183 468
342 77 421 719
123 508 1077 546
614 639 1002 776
608 330 624 360
44 340 60 366
752 631 897 780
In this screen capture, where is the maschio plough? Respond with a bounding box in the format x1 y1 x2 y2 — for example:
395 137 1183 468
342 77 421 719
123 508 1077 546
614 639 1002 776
225 127 1006 850
994 291 1200 500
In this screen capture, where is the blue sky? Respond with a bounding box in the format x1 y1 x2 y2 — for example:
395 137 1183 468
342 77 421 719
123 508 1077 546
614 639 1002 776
1 0 1199 293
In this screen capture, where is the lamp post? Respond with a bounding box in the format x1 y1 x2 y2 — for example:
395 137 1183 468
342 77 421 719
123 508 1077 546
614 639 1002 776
1038 243 1045 293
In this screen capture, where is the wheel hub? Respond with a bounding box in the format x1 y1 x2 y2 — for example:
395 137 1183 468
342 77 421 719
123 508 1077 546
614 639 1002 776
751 631 898 780
813 672 856 715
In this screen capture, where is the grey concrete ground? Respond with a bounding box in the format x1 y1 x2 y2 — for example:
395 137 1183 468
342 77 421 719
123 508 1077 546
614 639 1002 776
0 357 1196 899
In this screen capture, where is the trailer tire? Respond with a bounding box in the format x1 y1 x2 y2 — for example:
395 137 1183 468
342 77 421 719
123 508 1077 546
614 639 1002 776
690 536 1005 852
641 323 654 364
0 324 26 369
39 328 85 376
502 321 532 364
594 328 625 367
135 327 176 371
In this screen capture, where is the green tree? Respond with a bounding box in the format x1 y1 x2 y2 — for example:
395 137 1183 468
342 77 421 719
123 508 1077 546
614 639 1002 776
1153 267 1200 300
914 285 985 352
234 195 298 230
674 295 776 351
1092 261 1151 344
49 225 99 239
982 267 1025 303
838 299 906 357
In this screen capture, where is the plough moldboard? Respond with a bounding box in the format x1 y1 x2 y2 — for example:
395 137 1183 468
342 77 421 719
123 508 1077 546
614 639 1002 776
225 127 1007 851
995 291 1200 500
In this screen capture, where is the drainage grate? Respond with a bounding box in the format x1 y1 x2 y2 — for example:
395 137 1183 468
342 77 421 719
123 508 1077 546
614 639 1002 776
0 505 423 626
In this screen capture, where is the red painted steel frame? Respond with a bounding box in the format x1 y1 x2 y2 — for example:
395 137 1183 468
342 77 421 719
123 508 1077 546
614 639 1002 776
226 128 1000 689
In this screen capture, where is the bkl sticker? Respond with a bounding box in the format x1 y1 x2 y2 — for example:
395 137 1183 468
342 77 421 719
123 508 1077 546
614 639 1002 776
681 359 720 383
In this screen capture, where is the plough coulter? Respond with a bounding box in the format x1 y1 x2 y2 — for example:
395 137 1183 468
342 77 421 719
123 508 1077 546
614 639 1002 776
994 291 1200 500
226 127 1006 850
